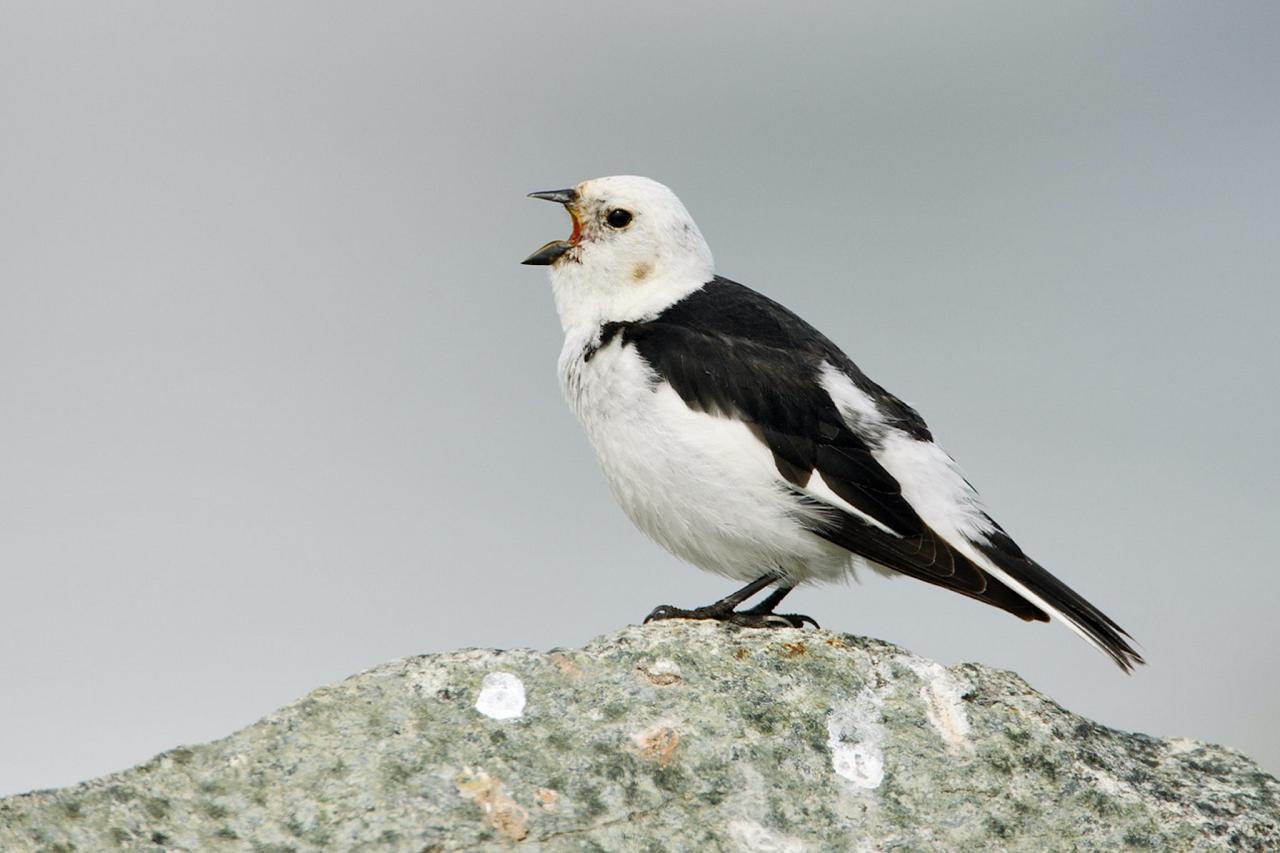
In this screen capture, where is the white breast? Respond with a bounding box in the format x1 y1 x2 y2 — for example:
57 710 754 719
557 330 860 584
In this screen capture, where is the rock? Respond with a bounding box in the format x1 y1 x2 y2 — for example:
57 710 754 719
1 623 1276 851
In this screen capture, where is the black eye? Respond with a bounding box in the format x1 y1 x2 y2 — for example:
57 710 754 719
605 208 633 228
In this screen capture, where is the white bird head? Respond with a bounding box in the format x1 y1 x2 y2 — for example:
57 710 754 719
523 176 715 331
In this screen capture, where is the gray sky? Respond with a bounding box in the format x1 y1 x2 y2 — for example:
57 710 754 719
2 2 1277 796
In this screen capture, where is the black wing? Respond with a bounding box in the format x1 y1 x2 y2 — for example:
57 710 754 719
603 277 1048 623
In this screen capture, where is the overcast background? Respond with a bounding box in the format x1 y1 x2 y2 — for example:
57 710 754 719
2 2 1277 796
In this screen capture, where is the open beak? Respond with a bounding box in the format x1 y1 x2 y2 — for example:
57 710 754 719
522 188 580 266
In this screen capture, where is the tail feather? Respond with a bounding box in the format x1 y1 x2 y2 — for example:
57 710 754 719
971 530 1144 672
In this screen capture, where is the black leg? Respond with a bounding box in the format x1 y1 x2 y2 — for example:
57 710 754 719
742 585 819 629
703 574 777 612
744 585 794 615
644 575 818 630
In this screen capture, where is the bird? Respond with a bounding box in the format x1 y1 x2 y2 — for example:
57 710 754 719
522 175 1143 671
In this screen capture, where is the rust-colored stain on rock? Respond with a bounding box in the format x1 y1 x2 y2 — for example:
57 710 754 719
454 769 529 841
549 653 582 678
630 725 680 767
534 787 559 811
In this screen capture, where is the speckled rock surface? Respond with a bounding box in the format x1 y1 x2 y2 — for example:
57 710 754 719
2 623 1276 851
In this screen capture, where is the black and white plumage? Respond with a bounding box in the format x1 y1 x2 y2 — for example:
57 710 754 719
523 175 1142 671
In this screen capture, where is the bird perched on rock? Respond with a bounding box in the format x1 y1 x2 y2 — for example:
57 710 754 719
523 176 1142 671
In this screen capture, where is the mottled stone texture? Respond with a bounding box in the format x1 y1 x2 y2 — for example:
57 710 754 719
2 623 1276 851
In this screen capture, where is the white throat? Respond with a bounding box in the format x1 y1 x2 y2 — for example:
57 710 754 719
549 256 714 332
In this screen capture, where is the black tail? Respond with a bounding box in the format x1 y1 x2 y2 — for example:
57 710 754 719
977 531 1144 672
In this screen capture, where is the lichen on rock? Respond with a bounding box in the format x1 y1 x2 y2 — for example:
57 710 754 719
1 622 1276 851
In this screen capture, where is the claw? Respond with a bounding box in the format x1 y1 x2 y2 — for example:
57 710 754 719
779 613 820 629
644 605 676 624
722 611 819 630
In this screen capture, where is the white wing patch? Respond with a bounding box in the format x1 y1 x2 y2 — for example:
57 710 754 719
873 433 1116 659
797 364 902 536
818 362 886 436
872 435 995 545
818 364 997 549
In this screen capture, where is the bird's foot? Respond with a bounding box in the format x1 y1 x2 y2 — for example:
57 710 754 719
643 604 818 630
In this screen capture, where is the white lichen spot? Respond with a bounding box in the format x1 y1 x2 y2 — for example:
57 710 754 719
637 658 683 686
727 818 808 852
474 671 526 720
900 657 972 753
1164 737 1201 756
826 691 886 789
1085 766 1129 797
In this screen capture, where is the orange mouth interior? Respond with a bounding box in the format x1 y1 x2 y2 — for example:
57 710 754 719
568 208 583 244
